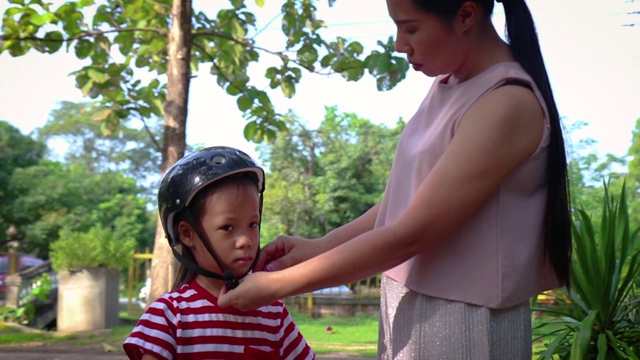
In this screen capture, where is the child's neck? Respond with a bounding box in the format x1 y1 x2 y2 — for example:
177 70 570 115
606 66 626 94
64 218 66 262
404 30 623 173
195 275 225 296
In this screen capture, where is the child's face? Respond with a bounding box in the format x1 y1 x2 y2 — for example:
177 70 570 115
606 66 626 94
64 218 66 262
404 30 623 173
188 182 260 278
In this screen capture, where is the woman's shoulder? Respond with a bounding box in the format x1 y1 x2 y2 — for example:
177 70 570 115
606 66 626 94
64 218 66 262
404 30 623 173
461 62 529 87
484 62 533 85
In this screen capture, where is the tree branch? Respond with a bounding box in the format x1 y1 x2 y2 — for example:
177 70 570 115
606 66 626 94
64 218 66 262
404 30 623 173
192 30 340 76
139 116 163 153
192 42 246 95
0 27 168 42
193 29 289 62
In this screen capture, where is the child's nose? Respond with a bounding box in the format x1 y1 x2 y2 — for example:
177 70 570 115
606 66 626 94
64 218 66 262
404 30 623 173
236 234 254 248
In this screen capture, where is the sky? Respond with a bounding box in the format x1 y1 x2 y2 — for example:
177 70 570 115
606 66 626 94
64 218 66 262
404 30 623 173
1 0 639 166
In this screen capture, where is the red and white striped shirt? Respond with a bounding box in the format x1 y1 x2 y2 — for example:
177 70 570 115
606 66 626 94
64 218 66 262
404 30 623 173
123 279 315 360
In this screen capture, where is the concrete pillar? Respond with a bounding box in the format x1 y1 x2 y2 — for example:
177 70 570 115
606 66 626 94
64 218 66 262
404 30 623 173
4 273 22 308
57 267 119 332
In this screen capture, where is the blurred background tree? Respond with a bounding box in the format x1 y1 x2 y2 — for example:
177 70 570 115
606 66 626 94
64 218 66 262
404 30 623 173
258 105 404 243
0 0 409 300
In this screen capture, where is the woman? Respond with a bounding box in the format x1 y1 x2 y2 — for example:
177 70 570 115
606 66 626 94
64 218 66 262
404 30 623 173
219 1 571 358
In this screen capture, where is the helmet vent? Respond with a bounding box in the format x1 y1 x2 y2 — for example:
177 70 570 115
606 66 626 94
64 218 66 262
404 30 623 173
211 155 226 164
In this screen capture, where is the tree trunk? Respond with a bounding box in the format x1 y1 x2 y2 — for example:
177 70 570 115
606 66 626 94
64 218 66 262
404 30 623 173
148 0 193 304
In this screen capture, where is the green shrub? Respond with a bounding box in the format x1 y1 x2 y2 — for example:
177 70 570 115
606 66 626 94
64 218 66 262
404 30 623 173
0 273 53 324
49 225 136 271
533 181 640 359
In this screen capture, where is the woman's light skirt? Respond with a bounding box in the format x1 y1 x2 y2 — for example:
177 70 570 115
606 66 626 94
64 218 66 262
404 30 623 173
378 275 532 360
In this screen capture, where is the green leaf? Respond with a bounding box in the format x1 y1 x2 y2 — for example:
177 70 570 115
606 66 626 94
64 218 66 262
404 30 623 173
297 44 318 69
345 41 364 55
230 0 243 9
605 330 629 358
4 7 23 17
542 327 572 359
281 79 295 98
595 333 608 360
42 31 63 53
237 94 252 112
2 39 28 56
570 310 597 358
320 53 336 68
265 66 277 79
80 78 94 97
343 66 364 81
30 12 56 26
115 32 135 56
74 39 93 59
226 85 241 96
87 68 109 84
244 121 258 140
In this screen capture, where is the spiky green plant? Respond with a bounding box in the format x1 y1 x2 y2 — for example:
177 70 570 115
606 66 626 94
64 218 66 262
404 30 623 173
533 181 640 359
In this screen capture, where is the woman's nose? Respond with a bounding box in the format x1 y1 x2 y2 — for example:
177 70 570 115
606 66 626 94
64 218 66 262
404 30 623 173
394 33 409 54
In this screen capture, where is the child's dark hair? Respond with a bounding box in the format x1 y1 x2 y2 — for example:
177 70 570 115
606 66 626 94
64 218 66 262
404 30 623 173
412 0 572 287
171 172 261 290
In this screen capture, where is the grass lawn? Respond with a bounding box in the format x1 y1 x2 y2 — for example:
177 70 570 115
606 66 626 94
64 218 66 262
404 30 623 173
0 311 559 359
292 312 378 357
0 311 380 358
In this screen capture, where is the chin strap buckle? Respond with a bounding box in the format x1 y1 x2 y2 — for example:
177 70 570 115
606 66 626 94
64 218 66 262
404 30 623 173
224 270 240 290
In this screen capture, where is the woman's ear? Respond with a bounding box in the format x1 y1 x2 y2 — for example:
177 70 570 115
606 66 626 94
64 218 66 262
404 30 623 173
456 1 480 31
178 221 196 247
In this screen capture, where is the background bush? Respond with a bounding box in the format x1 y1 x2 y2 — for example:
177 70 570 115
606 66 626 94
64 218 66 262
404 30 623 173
50 226 136 271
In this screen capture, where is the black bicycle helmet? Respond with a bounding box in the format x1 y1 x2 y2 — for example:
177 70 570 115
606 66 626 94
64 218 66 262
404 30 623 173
157 146 265 289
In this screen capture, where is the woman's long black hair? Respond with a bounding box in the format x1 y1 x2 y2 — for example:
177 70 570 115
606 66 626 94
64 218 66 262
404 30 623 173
412 0 572 287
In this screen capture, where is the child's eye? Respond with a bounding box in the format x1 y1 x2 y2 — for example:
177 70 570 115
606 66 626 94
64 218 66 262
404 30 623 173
222 225 234 231
250 222 259 229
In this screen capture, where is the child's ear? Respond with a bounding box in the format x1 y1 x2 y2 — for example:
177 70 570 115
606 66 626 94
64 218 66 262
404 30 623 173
178 221 195 247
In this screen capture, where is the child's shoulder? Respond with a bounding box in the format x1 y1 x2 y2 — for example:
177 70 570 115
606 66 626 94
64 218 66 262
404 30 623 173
149 282 200 308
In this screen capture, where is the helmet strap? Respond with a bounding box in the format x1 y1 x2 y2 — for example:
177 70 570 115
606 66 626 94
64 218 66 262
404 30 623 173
171 247 226 281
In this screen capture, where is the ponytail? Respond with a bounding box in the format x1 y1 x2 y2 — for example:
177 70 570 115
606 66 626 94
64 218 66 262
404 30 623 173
501 0 572 287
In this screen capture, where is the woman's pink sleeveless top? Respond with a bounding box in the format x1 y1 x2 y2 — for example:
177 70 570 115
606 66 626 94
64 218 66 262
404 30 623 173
377 62 561 309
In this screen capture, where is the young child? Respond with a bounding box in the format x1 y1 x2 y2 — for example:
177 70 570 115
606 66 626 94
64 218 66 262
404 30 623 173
123 146 315 360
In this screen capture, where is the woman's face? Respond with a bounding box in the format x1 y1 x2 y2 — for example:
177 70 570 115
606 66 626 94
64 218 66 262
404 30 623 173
188 182 261 278
387 0 464 77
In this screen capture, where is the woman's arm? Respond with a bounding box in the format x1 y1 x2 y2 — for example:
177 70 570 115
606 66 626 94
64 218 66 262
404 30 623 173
220 85 544 310
255 202 381 271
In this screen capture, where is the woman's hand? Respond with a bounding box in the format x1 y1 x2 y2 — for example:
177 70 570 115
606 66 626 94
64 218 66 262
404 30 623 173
217 271 282 311
255 235 322 272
